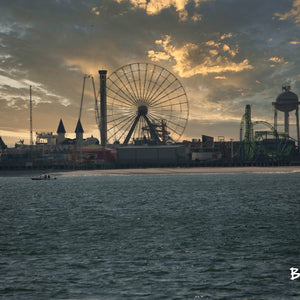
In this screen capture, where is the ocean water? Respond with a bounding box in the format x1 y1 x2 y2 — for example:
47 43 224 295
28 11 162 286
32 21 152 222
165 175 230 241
0 171 299 299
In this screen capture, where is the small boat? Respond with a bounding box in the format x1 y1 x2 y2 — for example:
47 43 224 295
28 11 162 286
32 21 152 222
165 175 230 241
31 174 56 180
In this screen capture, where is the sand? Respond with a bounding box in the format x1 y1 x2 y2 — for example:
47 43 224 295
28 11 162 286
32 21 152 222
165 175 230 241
49 165 300 176
1 166 300 177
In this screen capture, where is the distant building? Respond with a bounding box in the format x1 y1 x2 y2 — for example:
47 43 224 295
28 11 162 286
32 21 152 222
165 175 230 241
35 119 99 149
36 132 57 145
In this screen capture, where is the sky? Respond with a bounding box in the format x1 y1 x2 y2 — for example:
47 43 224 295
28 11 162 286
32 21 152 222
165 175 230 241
1 0 300 146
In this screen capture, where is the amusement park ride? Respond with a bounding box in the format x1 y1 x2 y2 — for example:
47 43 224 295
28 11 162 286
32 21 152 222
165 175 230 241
239 85 300 162
4 62 300 171
79 63 299 164
239 104 288 161
79 63 189 147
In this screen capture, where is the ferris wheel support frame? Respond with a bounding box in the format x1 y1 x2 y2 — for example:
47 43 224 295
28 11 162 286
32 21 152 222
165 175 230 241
123 105 161 145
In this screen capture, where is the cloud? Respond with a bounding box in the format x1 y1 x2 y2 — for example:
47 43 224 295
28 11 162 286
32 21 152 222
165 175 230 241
1 0 300 145
269 57 284 63
91 7 100 16
148 50 171 61
115 0 199 13
220 33 233 40
148 34 253 77
274 0 300 24
115 0 210 21
0 72 71 108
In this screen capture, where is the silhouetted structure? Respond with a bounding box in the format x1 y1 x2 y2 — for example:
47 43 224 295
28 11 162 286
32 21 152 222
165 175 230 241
273 86 300 147
75 119 84 147
56 118 66 144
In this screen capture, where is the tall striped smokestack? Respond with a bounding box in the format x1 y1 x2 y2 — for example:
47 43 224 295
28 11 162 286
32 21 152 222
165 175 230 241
99 70 107 146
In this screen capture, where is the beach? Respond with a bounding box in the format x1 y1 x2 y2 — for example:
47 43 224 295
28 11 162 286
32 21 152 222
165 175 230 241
54 165 300 176
1 165 300 177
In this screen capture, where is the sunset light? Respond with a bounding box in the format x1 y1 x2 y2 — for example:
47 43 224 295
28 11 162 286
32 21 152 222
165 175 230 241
0 0 300 146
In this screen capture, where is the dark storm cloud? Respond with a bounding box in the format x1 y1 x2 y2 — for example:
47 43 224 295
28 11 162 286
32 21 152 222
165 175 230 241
0 0 300 145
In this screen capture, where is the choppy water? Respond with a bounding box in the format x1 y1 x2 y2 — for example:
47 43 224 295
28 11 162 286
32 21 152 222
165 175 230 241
0 171 300 299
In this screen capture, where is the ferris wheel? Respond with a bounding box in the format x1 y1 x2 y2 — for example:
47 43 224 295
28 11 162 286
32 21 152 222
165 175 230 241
106 63 189 144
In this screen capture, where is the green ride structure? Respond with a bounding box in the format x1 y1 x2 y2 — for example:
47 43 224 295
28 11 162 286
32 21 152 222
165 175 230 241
239 104 295 163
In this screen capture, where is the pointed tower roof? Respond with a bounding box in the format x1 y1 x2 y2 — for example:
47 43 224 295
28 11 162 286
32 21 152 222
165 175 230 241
0 136 7 149
75 119 84 133
57 118 66 134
